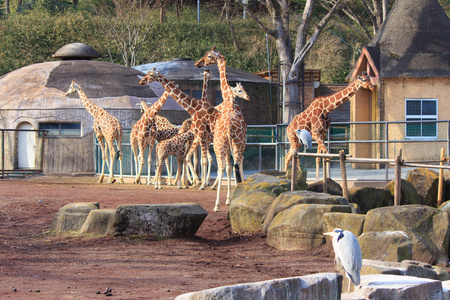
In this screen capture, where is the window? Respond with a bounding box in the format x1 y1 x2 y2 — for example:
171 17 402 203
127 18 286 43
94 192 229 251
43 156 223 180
39 123 81 137
405 99 437 138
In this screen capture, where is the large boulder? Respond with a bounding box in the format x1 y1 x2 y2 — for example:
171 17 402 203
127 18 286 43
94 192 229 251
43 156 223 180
357 274 442 300
348 186 393 214
175 273 342 300
363 205 450 266
50 202 99 232
262 191 349 233
406 168 442 207
106 203 208 237
358 231 412 262
384 179 421 205
307 178 343 196
266 204 352 250
231 173 291 201
229 190 276 233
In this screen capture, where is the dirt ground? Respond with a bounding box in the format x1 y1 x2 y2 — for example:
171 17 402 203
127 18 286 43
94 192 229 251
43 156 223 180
0 175 335 299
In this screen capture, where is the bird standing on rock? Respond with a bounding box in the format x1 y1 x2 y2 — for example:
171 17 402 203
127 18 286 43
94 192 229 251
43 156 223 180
324 228 362 293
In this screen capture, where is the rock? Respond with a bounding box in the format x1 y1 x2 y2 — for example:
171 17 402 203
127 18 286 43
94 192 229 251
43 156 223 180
348 186 393 214
308 178 343 196
229 190 276 233
50 202 99 232
442 280 450 300
284 168 308 190
79 209 115 235
262 190 349 233
106 203 207 238
359 259 445 280
231 174 291 201
323 212 365 252
363 205 450 266
175 273 342 300
358 231 412 262
357 274 442 300
384 179 421 205
406 168 442 207
266 204 352 250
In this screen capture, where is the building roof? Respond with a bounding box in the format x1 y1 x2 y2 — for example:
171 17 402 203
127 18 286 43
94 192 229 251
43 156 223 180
368 0 450 78
0 60 185 111
134 58 270 83
51 42 101 60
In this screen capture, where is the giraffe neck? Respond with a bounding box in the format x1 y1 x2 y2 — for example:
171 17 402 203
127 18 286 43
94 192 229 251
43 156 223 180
143 91 169 121
201 76 209 103
217 58 234 106
75 85 100 118
323 80 361 115
156 76 198 116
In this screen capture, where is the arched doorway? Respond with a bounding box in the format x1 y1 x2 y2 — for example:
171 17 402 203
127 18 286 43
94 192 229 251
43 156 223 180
18 123 35 169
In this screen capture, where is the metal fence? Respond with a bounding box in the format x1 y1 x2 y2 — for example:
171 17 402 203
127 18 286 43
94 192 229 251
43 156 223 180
96 120 450 182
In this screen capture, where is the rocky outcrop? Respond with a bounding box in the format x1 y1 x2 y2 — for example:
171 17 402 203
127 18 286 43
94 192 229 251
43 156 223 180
266 204 352 250
106 203 208 237
262 191 349 233
406 168 442 207
50 202 99 232
229 190 276 233
307 178 343 196
363 205 450 266
358 231 412 262
231 173 291 201
175 273 342 300
323 212 365 252
348 186 392 214
384 179 421 205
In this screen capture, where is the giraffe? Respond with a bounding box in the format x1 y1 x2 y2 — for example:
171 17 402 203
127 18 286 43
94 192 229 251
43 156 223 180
137 99 186 185
130 92 170 185
195 46 249 212
154 118 194 189
65 79 124 184
139 69 220 195
284 72 374 178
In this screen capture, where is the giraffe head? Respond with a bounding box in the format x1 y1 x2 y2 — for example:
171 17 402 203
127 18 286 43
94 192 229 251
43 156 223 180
195 46 224 68
203 69 212 80
356 71 374 91
139 68 163 85
65 80 79 96
231 83 250 101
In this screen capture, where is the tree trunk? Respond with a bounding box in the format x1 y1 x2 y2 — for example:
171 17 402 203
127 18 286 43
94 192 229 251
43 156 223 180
225 0 239 49
6 0 10 14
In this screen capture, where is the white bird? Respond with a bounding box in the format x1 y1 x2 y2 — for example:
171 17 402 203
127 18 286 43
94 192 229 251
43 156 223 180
324 228 362 293
294 129 312 152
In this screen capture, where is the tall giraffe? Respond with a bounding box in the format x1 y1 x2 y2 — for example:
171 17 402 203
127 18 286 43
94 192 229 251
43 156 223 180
130 91 170 184
137 99 187 185
65 80 123 184
139 69 220 195
285 72 374 177
195 46 249 212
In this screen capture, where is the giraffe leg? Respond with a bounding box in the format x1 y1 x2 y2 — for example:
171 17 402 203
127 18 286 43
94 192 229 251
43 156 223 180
135 144 145 185
225 159 232 206
130 138 139 181
214 168 223 212
198 144 209 190
206 150 212 187
175 158 183 189
116 139 124 184
154 163 162 189
165 158 172 185
105 141 116 184
97 138 107 184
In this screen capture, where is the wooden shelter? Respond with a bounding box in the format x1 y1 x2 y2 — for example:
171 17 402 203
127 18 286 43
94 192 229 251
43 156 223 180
348 0 450 162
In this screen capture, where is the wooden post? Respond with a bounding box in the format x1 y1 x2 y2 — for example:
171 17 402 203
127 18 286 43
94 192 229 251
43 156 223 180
438 147 445 206
339 150 348 200
394 148 402 206
291 155 297 191
323 158 328 194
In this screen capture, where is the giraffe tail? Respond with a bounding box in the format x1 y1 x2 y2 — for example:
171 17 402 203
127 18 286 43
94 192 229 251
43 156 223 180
114 150 121 161
234 163 242 183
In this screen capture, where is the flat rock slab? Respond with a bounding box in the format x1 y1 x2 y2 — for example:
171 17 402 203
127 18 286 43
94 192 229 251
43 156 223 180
175 273 342 300
106 203 208 237
80 209 116 235
357 274 442 300
50 202 99 232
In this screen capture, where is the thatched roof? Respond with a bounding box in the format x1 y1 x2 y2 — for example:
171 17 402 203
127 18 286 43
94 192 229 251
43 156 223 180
368 0 450 78
0 60 187 111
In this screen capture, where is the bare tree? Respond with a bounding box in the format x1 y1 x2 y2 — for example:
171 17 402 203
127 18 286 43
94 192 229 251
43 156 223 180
102 0 152 67
236 0 348 123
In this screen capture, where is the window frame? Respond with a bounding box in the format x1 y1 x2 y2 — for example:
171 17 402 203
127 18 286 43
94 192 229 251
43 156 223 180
38 122 82 137
405 98 438 139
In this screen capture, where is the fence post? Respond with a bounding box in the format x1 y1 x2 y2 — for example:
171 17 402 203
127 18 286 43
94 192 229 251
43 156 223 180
394 148 403 206
291 155 297 191
323 158 328 194
438 147 445 207
339 150 348 200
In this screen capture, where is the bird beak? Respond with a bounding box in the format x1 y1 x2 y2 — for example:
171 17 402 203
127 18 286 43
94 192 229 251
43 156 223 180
323 232 334 236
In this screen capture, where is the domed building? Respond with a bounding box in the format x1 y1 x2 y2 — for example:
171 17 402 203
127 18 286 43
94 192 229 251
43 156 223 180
0 43 186 176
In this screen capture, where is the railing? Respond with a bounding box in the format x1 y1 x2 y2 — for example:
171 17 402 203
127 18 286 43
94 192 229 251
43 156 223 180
94 120 450 182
